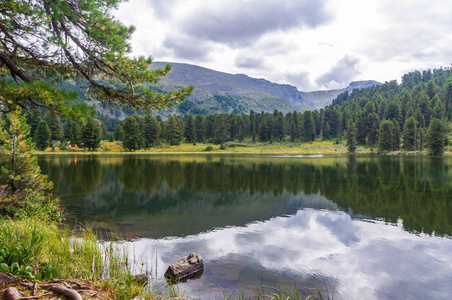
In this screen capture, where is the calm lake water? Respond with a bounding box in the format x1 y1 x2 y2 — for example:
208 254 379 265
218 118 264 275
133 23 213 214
38 154 452 299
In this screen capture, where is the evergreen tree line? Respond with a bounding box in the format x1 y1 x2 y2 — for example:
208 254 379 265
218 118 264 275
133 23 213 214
21 110 108 151
17 68 451 155
111 109 321 151
336 68 451 155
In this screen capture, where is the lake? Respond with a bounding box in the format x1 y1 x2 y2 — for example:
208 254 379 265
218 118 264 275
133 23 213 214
38 154 452 299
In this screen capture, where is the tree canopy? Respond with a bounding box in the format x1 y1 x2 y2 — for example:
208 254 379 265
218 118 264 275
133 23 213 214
0 0 193 117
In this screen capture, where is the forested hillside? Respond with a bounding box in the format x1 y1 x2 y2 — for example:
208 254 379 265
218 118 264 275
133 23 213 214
331 68 451 155
24 68 451 156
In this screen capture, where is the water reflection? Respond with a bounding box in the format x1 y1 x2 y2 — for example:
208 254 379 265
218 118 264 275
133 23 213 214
126 209 452 299
37 154 452 299
38 155 452 237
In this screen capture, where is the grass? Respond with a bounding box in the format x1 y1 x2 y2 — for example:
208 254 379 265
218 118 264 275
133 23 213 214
216 282 334 300
37 138 452 156
38 139 350 155
0 218 173 300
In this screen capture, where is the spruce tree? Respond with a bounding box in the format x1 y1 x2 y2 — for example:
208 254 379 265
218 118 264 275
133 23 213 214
214 114 230 145
403 117 418 151
195 115 206 142
356 112 367 145
427 118 446 156
184 115 195 143
121 116 141 151
44 112 63 142
367 113 380 146
166 116 183 145
259 114 273 142
379 120 398 151
26 109 42 139
290 111 300 142
144 115 162 147
81 118 101 151
34 121 51 151
0 110 60 221
302 111 315 142
345 119 357 153
63 119 81 146
114 124 124 142
250 110 256 142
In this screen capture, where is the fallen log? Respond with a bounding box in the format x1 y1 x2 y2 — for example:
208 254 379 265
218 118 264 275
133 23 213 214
21 282 82 300
164 253 203 284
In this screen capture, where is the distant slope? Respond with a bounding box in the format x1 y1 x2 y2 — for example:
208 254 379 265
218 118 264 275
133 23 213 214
303 80 382 108
151 62 310 116
150 62 380 117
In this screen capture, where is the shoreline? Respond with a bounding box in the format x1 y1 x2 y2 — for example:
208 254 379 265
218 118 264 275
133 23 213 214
34 140 452 157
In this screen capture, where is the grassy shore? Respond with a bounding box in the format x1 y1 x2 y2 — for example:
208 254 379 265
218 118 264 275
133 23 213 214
0 218 165 299
0 218 331 300
36 139 452 156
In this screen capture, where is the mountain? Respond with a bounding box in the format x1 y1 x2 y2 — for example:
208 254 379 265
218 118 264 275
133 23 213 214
149 62 380 117
303 80 382 108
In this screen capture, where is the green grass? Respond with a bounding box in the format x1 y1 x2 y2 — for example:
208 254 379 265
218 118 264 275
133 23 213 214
0 218 173 299
216 282 334 300
37 138 452 156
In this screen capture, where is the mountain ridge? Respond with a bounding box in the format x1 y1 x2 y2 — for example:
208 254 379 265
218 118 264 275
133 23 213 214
149 62 381 116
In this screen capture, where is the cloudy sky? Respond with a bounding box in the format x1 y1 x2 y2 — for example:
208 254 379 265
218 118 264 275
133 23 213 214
114 0 452 91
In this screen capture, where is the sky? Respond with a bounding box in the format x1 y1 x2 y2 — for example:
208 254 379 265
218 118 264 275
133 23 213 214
114 0 452 91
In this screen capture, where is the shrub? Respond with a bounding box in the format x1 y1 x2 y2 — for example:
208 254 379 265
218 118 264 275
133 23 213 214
204 146 213 151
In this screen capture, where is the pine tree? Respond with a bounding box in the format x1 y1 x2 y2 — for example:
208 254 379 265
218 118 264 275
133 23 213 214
114 124 124 142
356 112 367 145
250 110 256 142
166 115 183 145
26 109 42 139
81 118 101 151
290 111 300 142
345 119 357 153
143 115 161 147
0 0 193 116
238 117 245 142
427 118 446 156
44 112 63 142
214 114 230 145
259 114 273 142
195 115 206 142
121 116 141 151
403 116 418 151
379 120 399 151
367 113 380 146
0 110 60 221
63 119 81 146
184 115 195 143
302 111 315 142
34 121 51 151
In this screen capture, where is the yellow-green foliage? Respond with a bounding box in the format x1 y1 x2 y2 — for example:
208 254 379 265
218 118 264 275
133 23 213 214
36 138 452 156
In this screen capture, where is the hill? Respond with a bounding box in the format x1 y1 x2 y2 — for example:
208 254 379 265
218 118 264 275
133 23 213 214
150 62 380 117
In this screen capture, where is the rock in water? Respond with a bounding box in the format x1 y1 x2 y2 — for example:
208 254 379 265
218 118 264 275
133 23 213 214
164 253 204 283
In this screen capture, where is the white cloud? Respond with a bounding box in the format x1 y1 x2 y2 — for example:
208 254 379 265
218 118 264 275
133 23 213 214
115 0 452 91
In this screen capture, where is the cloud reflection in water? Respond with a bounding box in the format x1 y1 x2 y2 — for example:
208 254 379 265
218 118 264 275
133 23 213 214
126 208 452 299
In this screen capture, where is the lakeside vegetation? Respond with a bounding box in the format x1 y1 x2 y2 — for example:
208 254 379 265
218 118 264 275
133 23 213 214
23 68 452 158
34 138 452 156
0 1 451 299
